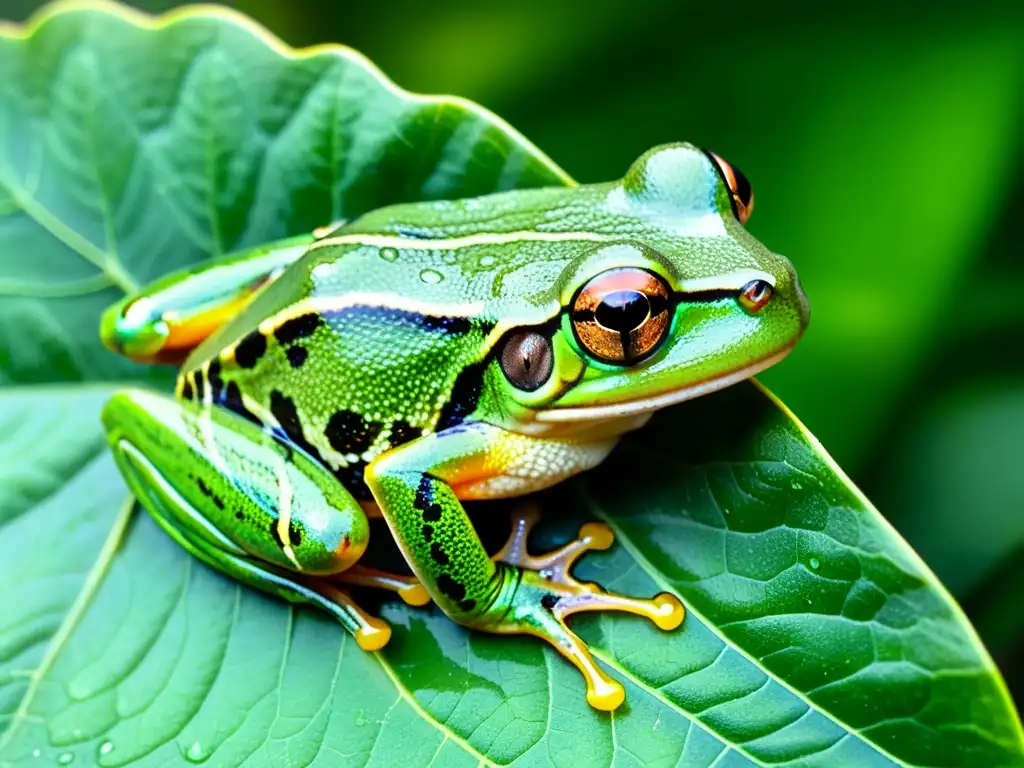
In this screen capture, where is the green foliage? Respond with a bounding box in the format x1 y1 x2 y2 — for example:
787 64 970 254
0 3 1021 767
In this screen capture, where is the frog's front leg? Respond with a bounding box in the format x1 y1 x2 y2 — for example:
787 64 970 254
100 234 317 365
103 388 396 650
365 423 685 711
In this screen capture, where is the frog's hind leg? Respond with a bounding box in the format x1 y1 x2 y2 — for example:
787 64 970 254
149 503 391 651
103 387 392 651
100 234 316 365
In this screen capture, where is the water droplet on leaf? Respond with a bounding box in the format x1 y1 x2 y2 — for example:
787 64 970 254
57 753 74 766
182 741 214 765
809 557 820 570
419 269 443 284
99 741 113 756
184 741 209 764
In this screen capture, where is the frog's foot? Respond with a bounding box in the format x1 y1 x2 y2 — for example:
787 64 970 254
330 565 432 607
490 504 685 711
301 580 393 651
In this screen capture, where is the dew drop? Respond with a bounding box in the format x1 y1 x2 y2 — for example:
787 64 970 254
183 742 207 764
419 269 444 284
379 247 399 262
57 753 74 766
809 557 820 571
99 741 113 756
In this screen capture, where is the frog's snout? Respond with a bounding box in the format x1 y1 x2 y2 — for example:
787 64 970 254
790 268 811 331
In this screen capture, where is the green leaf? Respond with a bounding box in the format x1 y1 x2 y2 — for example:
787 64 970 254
875 380 1024 599
0 3 1020 767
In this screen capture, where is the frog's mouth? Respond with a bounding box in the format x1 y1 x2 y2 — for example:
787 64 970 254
536 345 794 423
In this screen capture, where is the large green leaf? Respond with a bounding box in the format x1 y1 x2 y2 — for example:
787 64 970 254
0 3 1020 766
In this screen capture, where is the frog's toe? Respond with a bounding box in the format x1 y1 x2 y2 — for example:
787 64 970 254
551 583 685 631
546 617 625 711
494 506 618 592
307 581 394 651
355 619 392 652
331 565 432 607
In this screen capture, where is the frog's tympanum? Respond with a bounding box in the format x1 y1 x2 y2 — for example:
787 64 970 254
100 144 809 711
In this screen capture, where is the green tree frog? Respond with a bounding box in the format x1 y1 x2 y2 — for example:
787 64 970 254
99 143 809 711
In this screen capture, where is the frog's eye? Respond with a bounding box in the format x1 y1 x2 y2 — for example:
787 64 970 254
571 268 671 364
500 330 554 391
738 279 773 313
706 150 754 224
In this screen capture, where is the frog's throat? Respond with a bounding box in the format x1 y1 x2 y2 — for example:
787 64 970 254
537 344 795 423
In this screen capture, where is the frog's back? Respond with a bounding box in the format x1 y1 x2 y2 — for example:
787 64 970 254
178 236 500 498
176 183 629 496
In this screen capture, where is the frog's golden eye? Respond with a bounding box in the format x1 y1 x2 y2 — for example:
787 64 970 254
738 279 773 313
571 268 672 364
707 150 754 224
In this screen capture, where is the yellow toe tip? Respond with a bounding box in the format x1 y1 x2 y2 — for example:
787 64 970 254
587 680 626 711
400 584 432 607
651 593 685 630
355 621 392 652
579 522 614 551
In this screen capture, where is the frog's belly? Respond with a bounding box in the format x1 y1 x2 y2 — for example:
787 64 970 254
453 433 619 500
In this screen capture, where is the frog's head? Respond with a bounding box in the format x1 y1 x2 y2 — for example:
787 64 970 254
487 143 809 427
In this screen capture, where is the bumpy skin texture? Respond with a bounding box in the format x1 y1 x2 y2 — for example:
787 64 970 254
101 143 809 709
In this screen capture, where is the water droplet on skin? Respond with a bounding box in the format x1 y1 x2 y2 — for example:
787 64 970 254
809 557 820 570
99 741 113 756
57 754 74 766
419 269 443 284
478 255 496 267
379 247 398 262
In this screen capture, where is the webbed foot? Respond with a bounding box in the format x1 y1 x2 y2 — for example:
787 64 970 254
491 504 684 711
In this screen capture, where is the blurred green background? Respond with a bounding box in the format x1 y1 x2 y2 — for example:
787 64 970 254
5 0 1023 700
